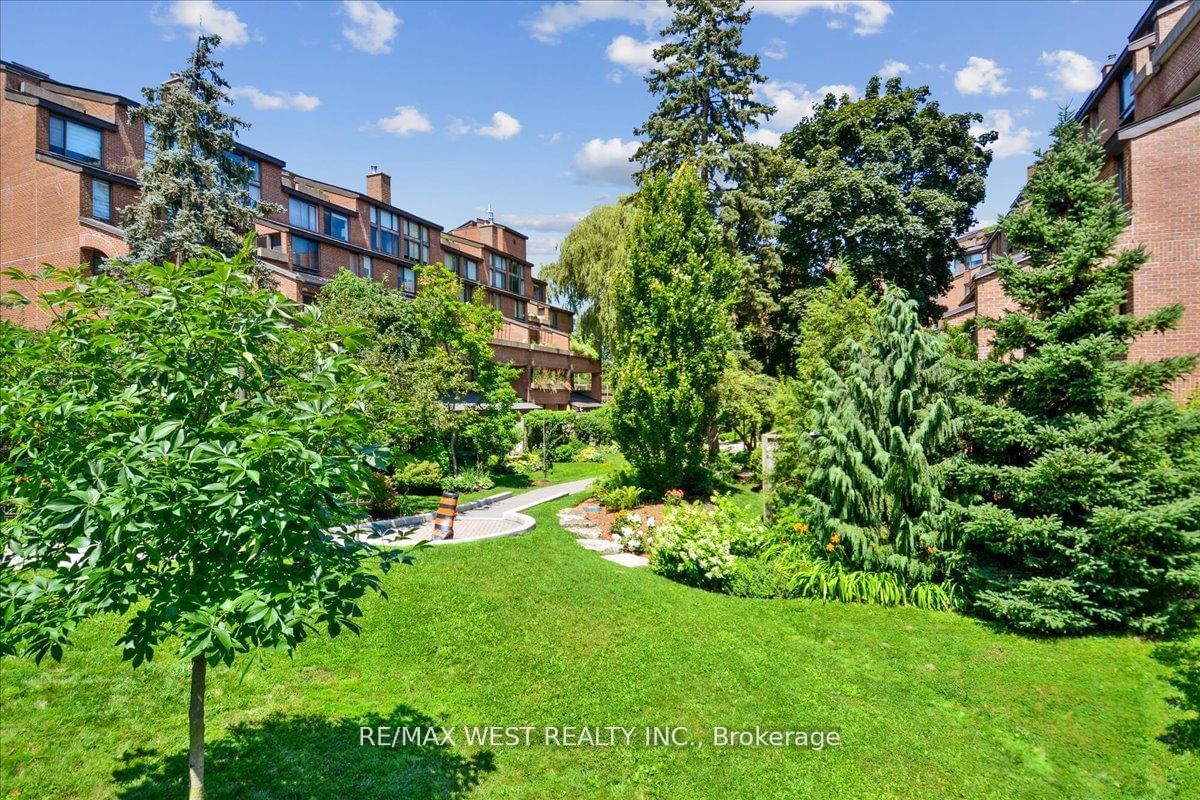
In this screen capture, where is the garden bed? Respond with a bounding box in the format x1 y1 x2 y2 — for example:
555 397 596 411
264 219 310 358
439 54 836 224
577 499 667 541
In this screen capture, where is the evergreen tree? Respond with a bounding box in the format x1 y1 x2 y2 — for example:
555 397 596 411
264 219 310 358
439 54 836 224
955 115 1200 635
804 288 960 581
633 0 774 198
610 168 740 493
775 77 994 335
124 35 279 265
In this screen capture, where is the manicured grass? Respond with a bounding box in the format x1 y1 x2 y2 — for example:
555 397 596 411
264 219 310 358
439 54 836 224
2 490 1196 799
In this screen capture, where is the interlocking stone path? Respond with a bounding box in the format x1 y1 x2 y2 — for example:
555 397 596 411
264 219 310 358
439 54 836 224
366 478 598 546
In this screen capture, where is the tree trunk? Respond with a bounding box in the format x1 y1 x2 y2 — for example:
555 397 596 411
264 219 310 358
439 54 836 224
188 655 206 800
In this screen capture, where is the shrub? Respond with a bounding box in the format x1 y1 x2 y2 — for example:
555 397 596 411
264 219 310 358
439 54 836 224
664 488 685 506
573 407 613 445
553 439 585 463
364 472 401 518
393 459 443 493
649 502 736 591
441 467 494 493
576 445 606 463
524 410 574 450
506 451 540 474
598 485 643 512
611 511 657 555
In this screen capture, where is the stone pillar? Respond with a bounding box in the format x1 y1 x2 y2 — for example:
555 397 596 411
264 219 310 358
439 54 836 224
760 432 780 521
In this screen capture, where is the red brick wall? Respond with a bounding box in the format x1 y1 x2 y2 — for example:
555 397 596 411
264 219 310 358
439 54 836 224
1123 111 1200 399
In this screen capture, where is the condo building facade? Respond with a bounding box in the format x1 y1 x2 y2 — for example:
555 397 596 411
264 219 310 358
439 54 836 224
0 60 601 411
937 0 1200 401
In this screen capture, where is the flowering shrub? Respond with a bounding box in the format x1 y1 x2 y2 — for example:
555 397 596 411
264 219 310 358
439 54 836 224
506 451 540 474
664 488 685 506
649 502 736 591
577 445 606 463
612 511 657 554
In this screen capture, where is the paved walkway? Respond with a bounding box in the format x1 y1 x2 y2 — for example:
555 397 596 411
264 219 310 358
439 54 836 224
364 477 597 547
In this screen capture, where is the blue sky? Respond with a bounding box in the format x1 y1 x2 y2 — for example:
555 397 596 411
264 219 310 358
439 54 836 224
0 0 1145 266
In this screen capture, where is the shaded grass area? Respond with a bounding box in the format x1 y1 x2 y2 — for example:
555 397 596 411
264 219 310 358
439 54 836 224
2 491 1197 799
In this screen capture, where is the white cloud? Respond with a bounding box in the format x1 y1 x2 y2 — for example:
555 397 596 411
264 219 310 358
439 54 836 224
764 38 788 61
373 105 432 135
526 1 670 44
526 234 565 266
1039 49 1100 93
574 137 640 185
1027 86 1048 100
341 0 401 55
879 59 909 79
745 128 782 147
152 1 249 46
971 109 1037 159
955 56 1012 95
230 86 320 112
606 35 661 75
498 211 588 232
539 131 563 144
751 1 893 36
760 81 857 130
476 111 523 140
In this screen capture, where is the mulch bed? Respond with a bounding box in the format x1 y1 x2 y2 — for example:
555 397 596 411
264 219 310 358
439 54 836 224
578 499 667 540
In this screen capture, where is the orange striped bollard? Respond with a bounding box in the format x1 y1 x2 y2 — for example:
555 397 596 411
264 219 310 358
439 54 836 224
432 491 459 540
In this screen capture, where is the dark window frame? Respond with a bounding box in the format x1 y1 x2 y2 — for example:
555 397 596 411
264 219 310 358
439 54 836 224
91 178 111 222
49 113 103 166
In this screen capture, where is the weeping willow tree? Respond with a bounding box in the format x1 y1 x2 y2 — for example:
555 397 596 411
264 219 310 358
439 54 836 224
803 288 959 581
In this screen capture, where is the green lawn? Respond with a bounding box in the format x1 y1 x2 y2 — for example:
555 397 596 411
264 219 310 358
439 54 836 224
2 489 1196 799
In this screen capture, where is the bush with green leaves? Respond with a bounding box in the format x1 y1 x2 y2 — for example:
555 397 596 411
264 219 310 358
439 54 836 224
597 485 644 512
441 467 495 494
523 410 575 451
392 459 443 493
0 251 403 790
610 168 740 493
649 502 738 592
953 116 1200 636
572 407 613 445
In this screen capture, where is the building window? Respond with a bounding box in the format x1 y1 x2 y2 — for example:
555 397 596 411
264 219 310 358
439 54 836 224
360 254 373 279
515 299 527 321
534 284 546 302
49 114 102 165
292 235 319 273
91 179 111 221
399 265 417 295
370 206 399 255
246 158 261 203
1119 67 1135 119
143 121 156 165
551 309 560 329
491 293 503 312
289 197 318 231
446 253 480 281
403 219 430 263
489 253 525 295
460 284 474 303
324 209 349 241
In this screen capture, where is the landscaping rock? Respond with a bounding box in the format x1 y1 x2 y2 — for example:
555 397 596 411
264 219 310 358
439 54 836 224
603 553 649 568
576 538 621 555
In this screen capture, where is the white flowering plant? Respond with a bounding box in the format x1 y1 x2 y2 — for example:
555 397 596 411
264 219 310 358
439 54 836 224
611 511 657 555
648 502 736 591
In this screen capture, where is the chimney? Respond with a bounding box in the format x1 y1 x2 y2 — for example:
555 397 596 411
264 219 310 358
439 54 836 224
366 166 391 205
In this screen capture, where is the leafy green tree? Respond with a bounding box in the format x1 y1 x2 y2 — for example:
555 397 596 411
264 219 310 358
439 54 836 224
0 250 398 798
804 288 960 582
954 116 1200 635
716 354 776 453
539 201 637 363
318 264 519 474
775 77 994 333
124 35 280 266
633 0 774 198
610 168 740 492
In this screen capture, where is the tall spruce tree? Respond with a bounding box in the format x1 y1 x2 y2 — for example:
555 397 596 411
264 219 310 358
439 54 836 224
955 116 1200 635
804 288 960 582
610 168 740 493
633 0 774 199
124 35 279 265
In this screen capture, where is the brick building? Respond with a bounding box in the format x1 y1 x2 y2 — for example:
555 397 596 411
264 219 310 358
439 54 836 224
0 60 601 411
937 0 1200 400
